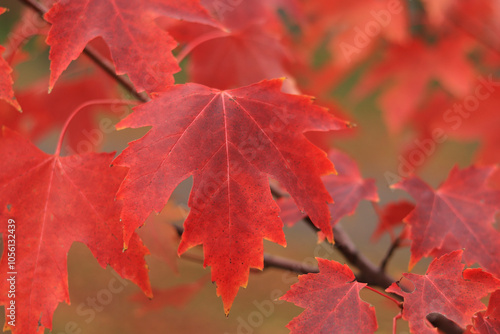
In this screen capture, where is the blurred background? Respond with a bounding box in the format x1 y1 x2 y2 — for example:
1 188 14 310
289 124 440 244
1 0 499 333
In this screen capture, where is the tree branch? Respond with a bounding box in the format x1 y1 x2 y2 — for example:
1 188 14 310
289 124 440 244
13 3 469 332
380 237 401 273
172 224 319 274
16 0 149 103
303 217 395 289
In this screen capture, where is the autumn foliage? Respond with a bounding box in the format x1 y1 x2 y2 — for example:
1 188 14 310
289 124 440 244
1 0 500 333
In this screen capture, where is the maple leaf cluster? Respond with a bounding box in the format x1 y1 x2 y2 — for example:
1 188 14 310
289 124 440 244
1 0 500 333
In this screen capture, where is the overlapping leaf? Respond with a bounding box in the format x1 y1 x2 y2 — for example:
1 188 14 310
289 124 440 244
393 165 500 277
114 78 348 313
45 0 218 93
281 258 377 334
387 250 500 334
0 128 151 333
278 149 378 227
466 290 500 333
371 200 414 241
137 202 185 272
167 0 294 91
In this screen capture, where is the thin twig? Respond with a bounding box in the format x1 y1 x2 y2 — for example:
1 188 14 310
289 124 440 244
380 237 401 273
16 2 470 333
393 313 402 334
263 253 319 274
304 217 395 289
172 224 319 275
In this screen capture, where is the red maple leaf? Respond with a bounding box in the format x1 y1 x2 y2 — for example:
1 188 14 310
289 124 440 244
0 128 151 333
45 0 218 93
0 8 21 111
113 78 348 313
355 36 476 133
167 0 294 91
387 250 500 334
300 0 409 68
278 149 378 227
466 289 500 334
410 88 500 188
393 165 500 277
281 258 378 334
371 200 415 241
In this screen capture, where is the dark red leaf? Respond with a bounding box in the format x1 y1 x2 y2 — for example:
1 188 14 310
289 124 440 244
281 258 378 334
278 149 378 228
387 250 500 334
393 165 500 277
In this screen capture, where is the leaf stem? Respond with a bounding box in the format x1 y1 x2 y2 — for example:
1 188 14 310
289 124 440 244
55 99 136 156
393 312 402 334
364 285 402 307
176 29 229 63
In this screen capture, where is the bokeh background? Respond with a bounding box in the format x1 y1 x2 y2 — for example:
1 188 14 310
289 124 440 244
1 0 499 333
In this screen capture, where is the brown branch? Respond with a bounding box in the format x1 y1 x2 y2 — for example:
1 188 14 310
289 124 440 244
16 0 149 103
14 3 468 332
263 253 319 274
303 217 395 289
380 237 401 273
172 224 319 275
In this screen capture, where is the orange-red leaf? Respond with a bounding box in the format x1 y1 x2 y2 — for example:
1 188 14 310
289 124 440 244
281 258 377 334
386 250 500 334
114 78 348 313
0 128 151 333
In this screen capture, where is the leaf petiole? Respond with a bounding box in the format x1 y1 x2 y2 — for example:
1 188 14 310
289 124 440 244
54 99 138 156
